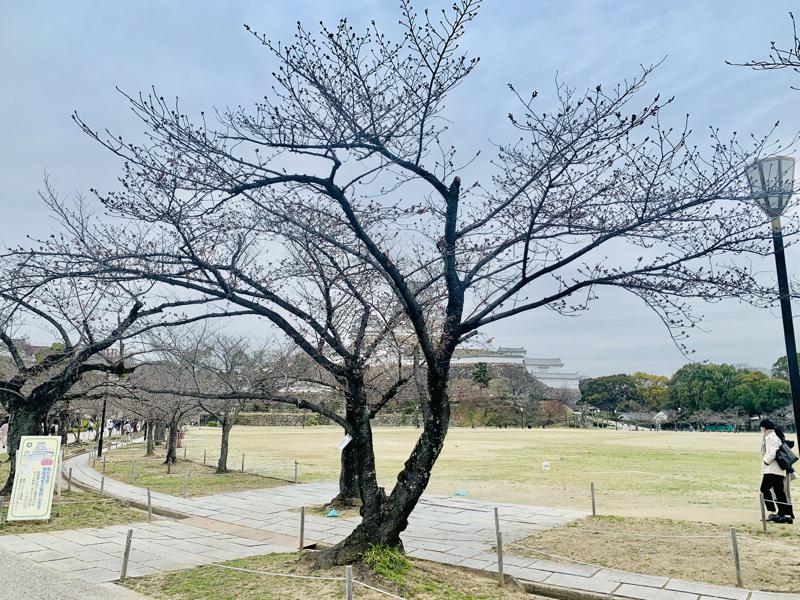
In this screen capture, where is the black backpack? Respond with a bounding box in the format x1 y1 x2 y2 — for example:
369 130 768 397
776 440 799 471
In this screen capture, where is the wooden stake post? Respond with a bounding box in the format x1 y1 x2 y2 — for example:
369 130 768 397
299 507 305 551
494 507 504 587
730 528 742 587
120 529 133 581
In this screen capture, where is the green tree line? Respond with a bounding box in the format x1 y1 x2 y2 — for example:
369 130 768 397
581 361 791 416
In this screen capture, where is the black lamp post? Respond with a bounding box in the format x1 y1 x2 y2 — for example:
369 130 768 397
747 155 800 435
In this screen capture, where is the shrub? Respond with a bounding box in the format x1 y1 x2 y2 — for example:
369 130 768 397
363 544 411 585
206 421 218 427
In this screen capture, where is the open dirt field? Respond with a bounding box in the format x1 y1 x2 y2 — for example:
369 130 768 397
184 426 782 525
512 515 800 593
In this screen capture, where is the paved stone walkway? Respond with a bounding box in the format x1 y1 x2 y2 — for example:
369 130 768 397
2 450 796 600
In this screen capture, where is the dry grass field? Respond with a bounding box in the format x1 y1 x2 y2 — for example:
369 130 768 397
184 426 779 524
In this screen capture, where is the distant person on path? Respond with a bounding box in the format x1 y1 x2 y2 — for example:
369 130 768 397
0 417 8 451
760 419 794 524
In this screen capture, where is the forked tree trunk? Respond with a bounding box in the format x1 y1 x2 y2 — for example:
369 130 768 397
1 401 46 495
317 369 451 567
217 419 232 473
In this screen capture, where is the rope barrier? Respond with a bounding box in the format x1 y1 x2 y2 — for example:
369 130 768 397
504 542 613 568
738 535 800 553
208 563 344 581
353 579 409 599
208 562 409 598
559 528 729 539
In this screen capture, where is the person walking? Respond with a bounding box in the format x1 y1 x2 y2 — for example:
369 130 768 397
0 417 8 452
760 418 794 524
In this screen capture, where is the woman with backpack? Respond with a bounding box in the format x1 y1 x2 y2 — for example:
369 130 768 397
760 418 794 524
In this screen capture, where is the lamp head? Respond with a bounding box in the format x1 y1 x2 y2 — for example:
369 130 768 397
746 155 796 217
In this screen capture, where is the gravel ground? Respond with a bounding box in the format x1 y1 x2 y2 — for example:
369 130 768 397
1 547 148 600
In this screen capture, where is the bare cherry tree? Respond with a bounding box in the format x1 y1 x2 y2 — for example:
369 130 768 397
67 0 793 563
0 234 252 493
145 327 292 473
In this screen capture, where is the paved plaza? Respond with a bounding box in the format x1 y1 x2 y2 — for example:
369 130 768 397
1 450 796 600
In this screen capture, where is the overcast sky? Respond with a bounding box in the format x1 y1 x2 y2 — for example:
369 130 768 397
2 1 800 377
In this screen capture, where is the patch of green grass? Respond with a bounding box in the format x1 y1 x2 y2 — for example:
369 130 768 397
364 544 411 585
0 490 144 535
122 552 531 599
101 444 287 498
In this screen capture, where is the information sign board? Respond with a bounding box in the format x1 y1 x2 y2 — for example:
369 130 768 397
7 436 61 522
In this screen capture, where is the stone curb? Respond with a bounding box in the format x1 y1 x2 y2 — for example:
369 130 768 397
522 580 611 600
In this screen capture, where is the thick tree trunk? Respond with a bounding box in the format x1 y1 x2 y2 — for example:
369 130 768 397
317 368 451 567
329 441 361 507
1 401 46 495
327 386 372 508
164 422 178 464
217 420 231 473
145 420 155 456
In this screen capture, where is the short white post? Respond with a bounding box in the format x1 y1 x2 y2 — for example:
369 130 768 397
730 528 742 587
591 482 596 516
100 476 105 498
203 449 207 466
494 507 504 587
294 460 299 484
299 507 305 551
241 452 245 473
183 468 190 499
147 488 152 521
345 565 353 600
759 492 768 534
120 529 133 581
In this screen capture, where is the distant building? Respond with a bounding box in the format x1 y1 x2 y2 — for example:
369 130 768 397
451 346 581 390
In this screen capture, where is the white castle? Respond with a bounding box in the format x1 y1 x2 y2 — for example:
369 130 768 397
451 346 581 390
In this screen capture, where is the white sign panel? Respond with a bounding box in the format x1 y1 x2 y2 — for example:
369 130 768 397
337 434 353 451
542 460 551 471
7 436 61 522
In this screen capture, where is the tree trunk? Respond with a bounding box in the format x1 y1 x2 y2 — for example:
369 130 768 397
1 401 46 495
154 421 166 445
217 420 231 473
145 420 155 456
58 410 69 445
329 441 361 507
164 422 178 464
317 368 451 567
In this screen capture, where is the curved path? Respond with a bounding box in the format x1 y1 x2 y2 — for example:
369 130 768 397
2 450 796 600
